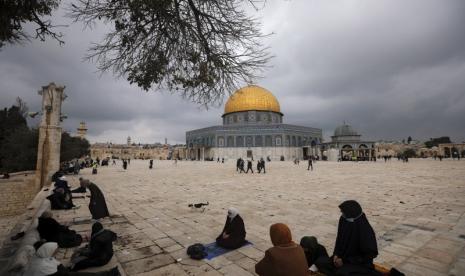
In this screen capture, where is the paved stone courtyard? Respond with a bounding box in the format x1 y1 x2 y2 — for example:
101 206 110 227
48 159 464 275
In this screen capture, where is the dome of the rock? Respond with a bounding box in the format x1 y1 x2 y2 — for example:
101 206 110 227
224 85 281 115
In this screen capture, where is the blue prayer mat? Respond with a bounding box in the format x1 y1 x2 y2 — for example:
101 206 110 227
204 241 253 260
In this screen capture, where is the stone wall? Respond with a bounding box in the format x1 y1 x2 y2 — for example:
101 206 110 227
0 171 39 217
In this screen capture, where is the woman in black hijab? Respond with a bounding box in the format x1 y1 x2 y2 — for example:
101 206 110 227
319 200 381 276
71 222 117 271
216 207 246 249
299 236 329 269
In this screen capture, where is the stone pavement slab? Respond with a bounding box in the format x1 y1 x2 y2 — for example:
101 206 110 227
36 159 465 275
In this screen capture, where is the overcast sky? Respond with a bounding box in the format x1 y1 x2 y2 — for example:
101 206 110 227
1 0 464 144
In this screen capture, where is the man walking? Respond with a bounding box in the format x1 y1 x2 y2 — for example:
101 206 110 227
246 159 254 174
308 157 313 171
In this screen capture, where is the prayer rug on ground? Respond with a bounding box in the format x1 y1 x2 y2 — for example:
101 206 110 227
204 241 253 260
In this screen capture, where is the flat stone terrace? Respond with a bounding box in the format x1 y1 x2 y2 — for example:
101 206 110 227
45 159 465 275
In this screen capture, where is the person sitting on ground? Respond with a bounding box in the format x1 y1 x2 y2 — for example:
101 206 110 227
216 207 246 249
70 222 117 271
25 241 119 276
318 200 381 276
47 188 74 210
255 223 309 276
300 236 329 272
79 178 110 219
38 211 82 248
54 176 70 191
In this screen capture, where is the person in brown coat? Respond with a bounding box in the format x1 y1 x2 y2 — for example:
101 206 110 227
255 223 310 276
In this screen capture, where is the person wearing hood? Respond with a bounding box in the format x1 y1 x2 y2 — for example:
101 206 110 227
71 222 117 271
54 176 70 191
47 188 74 210
216 207 246 249
300 236 329 271
255 223 309 276
25 242 119 276
79 178 110 219
38 211 82 248
320 200 381 276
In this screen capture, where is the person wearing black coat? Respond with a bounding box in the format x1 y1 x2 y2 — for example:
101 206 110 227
79 178 110 220
216 208 246 249
246 160 253 173
47 188 74 210
260 158 266 173
318 200 381 276
300 236 329 269
38 212 82 248
71 222 117 271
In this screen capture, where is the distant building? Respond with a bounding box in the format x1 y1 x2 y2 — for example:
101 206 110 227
90 142 187 160
76 121 88 139
321 123 375 161
186 85 323 161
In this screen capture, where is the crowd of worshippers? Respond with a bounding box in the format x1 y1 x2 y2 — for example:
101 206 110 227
212 201 404 276
32 173 121 275
27 221 119 276
236 157 266 173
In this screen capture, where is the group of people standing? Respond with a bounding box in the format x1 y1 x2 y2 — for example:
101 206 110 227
236 157 266 174
214 201 399 276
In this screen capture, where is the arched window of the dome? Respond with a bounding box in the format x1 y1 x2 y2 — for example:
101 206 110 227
218 137 224 147
227 136 234 147
275 136 282 146
265 136 272 147
255 136 263 147
236 136 244 147
246 136 253 147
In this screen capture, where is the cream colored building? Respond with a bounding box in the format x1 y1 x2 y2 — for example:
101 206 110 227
90 143 187 160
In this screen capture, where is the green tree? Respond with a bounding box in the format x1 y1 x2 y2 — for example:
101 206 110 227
403 148 416 158
424 137 452 148
0 127 38 173
0 0 63 49
60 132 90 162
0 98 90 173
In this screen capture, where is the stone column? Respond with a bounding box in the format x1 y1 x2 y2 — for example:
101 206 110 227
35 83 66 188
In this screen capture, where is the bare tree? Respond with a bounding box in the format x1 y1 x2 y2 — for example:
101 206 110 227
0 0 64 49
15 97 29 117
69 0 272 106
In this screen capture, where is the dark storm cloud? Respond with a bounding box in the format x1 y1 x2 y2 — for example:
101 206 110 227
1 0 464 143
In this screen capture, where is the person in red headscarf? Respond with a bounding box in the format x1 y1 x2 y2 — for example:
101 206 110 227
255 223 309 276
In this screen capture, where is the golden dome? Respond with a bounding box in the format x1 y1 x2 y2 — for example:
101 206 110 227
224 85 281 115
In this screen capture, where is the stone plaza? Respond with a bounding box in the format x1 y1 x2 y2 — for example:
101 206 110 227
40 158 465 276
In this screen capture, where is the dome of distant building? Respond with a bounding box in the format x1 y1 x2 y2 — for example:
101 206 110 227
224 85 281 115
334 123 359 137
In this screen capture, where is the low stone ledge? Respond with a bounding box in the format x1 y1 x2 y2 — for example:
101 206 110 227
0 182 51 275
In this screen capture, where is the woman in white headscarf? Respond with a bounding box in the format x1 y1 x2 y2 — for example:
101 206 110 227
25 242 60 276
216 207 246 249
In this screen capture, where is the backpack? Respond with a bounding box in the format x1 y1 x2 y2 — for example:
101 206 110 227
186 243 207 260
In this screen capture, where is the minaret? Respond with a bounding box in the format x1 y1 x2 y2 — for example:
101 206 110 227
127 136 132 145
77 121 87 139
